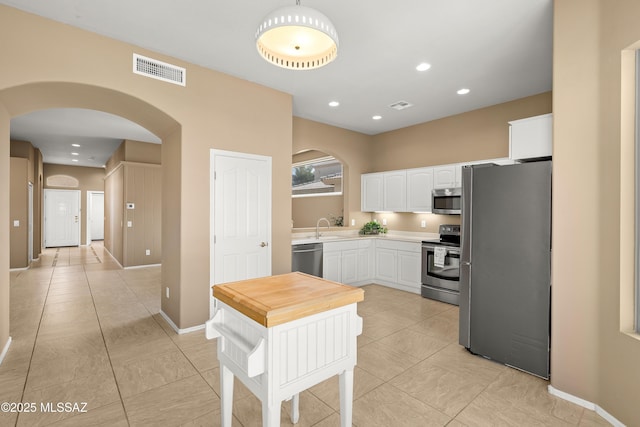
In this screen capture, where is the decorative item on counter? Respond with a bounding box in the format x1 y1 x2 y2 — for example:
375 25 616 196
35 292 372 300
359 220 387 235
329 213 344 227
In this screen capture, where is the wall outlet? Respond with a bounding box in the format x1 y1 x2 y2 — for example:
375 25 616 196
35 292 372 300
13 220 19 227
421 220 426 228
351 219 356 226
166 287 170 298
382 218 387 226
127 221 133 228
145 249 151 256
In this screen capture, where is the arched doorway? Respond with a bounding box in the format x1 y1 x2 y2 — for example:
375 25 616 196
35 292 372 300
0 82 181 350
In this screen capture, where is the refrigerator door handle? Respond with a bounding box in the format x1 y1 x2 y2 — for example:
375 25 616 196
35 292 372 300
458 262 471 348
461 166 472 264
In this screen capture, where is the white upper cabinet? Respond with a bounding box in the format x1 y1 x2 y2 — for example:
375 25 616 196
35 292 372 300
509 113 552 160
361 173 384 212
406 167 434 212
433 165 459 189
361 170 406 211
383 170 406 211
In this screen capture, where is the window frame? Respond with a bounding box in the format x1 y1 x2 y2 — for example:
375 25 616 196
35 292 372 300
291 156 343 198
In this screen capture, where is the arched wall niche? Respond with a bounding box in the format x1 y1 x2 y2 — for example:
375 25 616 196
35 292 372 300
292 148 349 229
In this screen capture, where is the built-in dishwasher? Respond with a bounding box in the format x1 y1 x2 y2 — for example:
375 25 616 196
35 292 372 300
292 243 323 278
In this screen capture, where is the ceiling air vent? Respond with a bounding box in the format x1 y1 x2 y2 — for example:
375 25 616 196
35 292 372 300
389 101 413 111
133 54 186 86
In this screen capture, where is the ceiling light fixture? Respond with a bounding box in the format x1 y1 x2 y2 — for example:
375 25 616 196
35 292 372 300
71 143 81 147
372 115 382 120
328 101 340 107
71 152 79 156
256 0 339 70
416 62 431 71
457 88 471 95
72 159 78 162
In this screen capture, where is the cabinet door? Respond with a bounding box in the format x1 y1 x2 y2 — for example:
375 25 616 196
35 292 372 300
509 113 552 160
433 166 457 189
406 168 434 212
375 247 397 283
383 171 407 211
323 250 342 283
341 249 358 284
357 246 372 282
361 173 384 212
397 250 421 289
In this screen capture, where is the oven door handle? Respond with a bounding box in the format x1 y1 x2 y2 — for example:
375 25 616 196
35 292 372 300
423 245 460 256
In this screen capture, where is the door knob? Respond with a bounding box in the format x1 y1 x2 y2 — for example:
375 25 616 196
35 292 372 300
260 242 268 247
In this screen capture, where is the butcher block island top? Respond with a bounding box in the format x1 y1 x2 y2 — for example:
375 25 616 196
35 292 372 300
212 272 364 328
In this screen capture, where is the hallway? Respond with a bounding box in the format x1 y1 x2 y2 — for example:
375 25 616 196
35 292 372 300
2 244 220 426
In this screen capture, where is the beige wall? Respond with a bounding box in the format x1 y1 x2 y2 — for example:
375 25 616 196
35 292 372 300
9 140 43 262
105 140 162 267
292 196 344 229
0 5 292 331
124 163 162 266
105 165 124 265
371 92 552 171
43 164 105 246
553 1 640 424
9 158 28 268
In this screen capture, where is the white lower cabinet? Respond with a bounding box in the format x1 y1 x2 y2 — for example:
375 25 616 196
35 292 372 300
373 240 421 294
375 247 397 283
322 238 421 293
322 249 342 283
323 240 372 286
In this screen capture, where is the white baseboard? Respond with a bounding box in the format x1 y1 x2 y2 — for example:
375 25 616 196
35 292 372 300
125 263 161 270
9 267 29 272
548 385 626 427
0 336 12 366
159 310 205 335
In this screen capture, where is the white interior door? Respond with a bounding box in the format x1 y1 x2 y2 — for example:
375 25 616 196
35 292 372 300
89 191 105 241
210 150 272 316
44 189 81 247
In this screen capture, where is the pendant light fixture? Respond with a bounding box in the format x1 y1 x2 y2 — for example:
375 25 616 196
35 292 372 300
255 0 339 70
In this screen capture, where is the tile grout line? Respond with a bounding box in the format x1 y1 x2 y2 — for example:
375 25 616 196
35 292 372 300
82 250 133 427
13 260 56 427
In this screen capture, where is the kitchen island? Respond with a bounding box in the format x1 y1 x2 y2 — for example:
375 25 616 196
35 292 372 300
206 272 364 426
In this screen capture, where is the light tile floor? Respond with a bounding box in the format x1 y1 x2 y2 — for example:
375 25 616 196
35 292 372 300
0 243 611 426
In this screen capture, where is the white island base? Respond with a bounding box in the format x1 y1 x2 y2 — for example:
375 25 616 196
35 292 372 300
205 272 364 427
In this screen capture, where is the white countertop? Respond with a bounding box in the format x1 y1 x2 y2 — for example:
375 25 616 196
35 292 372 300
291 230 439 245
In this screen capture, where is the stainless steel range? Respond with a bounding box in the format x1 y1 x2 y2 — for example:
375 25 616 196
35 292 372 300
421 224 461 305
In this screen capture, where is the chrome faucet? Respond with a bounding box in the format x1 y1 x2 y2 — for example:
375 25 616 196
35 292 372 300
316 217 331 239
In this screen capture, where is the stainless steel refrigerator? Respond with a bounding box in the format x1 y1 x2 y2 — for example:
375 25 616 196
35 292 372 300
459 161 551 379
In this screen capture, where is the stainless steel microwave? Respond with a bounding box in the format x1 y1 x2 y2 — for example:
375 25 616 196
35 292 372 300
432 188 462 214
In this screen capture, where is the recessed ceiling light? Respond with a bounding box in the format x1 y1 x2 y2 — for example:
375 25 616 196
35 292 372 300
372 115 382 120
71 152 79 156
71 144 81 147
416 62 431 72
457 88 471 95
72 159 78 162
328 101 340 107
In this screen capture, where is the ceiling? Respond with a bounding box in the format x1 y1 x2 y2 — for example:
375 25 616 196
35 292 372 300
3 0 553 168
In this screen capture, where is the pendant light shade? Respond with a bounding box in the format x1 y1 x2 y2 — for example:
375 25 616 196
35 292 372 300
256 2 339 70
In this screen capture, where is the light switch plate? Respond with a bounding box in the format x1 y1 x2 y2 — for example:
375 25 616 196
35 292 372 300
127 221 133 228
382 218 387 226
13 220 19 227
421 220 426 228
